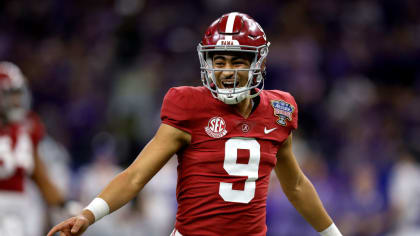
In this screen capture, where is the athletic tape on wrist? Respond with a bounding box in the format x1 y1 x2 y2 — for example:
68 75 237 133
319 223 342 236
84 198 110 222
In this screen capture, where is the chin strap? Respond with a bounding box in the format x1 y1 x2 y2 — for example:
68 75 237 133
6 108 26 122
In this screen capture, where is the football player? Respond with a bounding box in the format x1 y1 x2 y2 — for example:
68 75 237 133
0 62 68 236
48 12 342 236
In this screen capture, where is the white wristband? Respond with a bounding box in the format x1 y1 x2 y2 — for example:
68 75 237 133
319 223 342 236
84 198 110 222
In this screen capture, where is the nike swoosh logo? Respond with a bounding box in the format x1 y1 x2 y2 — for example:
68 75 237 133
264 127 277 134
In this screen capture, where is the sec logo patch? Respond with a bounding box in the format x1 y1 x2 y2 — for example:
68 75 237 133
205 117 227 138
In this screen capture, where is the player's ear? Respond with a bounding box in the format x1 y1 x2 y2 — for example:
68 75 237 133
261 58 267 71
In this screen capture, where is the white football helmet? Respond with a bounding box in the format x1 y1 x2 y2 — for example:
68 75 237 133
0 61 31 122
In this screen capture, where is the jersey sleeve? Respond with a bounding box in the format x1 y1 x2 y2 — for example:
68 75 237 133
287 92 298 131
160 87 192 134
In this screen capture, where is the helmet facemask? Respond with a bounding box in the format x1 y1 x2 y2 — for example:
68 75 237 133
198 43 269 104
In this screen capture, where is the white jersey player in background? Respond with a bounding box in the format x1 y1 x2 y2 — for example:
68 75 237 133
0 61 75 236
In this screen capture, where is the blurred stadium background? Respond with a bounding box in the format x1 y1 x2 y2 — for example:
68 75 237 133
1 0 420 235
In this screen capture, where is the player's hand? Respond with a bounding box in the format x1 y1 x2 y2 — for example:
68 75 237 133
47 213 90 236
50 200 84 226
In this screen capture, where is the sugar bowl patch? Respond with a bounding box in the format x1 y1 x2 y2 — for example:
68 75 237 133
205 117 227 138
271 100 294 126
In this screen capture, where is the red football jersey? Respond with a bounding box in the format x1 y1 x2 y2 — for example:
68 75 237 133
0 112 45 192
161 86 298 236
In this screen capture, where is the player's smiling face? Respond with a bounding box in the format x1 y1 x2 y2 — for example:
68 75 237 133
212 52 252 89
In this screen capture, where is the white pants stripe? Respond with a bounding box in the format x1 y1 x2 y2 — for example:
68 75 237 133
170 228 183 236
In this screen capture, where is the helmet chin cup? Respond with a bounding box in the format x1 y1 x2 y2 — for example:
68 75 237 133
6 107 26 122
217 88 250 104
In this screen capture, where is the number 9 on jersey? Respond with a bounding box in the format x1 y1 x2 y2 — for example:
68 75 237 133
219 138 260 203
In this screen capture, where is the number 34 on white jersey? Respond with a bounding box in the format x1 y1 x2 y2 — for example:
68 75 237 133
0 133 34 179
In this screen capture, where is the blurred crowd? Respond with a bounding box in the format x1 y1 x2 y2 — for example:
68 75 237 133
1 0 420 235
